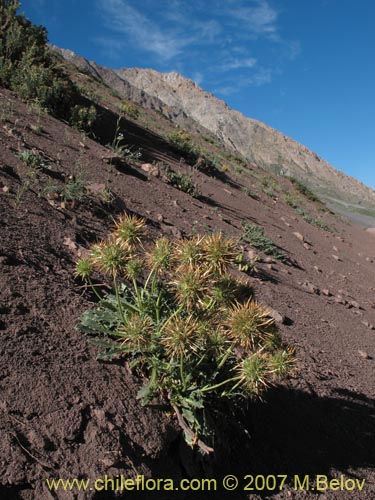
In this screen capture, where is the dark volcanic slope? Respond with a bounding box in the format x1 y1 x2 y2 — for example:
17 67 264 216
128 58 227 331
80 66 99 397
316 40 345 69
1 86 375 500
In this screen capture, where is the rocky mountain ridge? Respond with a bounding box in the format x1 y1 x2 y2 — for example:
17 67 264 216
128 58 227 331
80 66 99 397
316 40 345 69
54 46 375 210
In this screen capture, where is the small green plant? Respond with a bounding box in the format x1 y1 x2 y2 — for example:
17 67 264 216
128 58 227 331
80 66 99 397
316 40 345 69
119 101 139 120
290 178 320 203
17 149 48 179
70 105 97 132
241 187 259 200
75 217 295 451
241 222 286 261
295 207 331 232
61 175 87 207
167 129 200 162
164 167 199 197
109 117 142 161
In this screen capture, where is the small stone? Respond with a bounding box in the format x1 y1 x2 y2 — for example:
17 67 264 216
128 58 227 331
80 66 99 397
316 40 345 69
313 265 322 272
302 281 320 294
332 255 341 261
263 256 275 264
2 186 9 193
303 243 310 250
265 306 286 324
348 300 361 310
321 289 332 297
156 214 164 222
358 350 370 360
141 163 160 177
265 263 276 271
361 321 375 330
335 295 348 305
87 183 106 195
293 231 304 242
333 246 338 252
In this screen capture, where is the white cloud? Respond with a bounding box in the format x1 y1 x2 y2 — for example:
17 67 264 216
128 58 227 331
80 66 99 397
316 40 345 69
96 0 192 60
229 0 278 36
95 0 299 91
221 57 257 71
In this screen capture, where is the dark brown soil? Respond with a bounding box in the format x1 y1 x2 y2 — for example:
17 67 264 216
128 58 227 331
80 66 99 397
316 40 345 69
1 87 374 499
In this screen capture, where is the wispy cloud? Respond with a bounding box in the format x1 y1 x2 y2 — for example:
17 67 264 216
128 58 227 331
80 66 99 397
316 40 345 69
229 0 278 36
220 57 258 71
95 0 300 91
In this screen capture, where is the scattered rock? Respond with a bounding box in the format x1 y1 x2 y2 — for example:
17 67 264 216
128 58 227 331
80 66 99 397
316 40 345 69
263 256 275 264
302 281 320 294
265 263 277 271
361 321 375 330
266 306 286 324
293 231 304 242
314 265 322 272
332 255 341 261
348 300 362 310
335 295 348 305
358 350 371 360
303 243 311 250
170 226 183 239
86 182 106 194
321 289 332 297
63 237 77 252
141 163 160 177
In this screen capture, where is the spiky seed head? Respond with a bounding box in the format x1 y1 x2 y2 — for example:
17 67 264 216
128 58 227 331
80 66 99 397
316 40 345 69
112 213 146 247
115 314 154 351
146 237 173 273
173 236 204 268
237 354 269 397
161 315 200 357
224 300 275 351
201 233 238 275
124 257 144 280
268 348 296 378
74 258 93 280
209 275 238 305
171 265 209 310
89 239 130 276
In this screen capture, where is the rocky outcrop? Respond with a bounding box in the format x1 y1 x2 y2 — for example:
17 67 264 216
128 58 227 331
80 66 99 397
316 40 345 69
53 46 375 209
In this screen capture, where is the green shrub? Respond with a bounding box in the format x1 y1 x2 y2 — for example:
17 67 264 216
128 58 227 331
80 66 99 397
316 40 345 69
0 0 79 118
167 130 200 162
165 167 199 197
120 101 139 120
241 222 286 261
75 216 295 450
70 105 97 132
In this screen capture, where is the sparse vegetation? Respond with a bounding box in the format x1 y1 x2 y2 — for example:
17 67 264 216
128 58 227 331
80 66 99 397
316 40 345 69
164 166 200 197
0 0 79 118
290 177 320 203
69 104 97 132
167 129 200 162
120 101 139 120
241 222 286 261
76 216 295 450
109 117 142 161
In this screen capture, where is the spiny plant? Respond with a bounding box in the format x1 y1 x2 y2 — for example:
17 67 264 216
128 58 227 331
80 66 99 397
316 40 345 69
75 214 295 452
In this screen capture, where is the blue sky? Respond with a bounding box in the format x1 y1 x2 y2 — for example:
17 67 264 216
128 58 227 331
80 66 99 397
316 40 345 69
21 0 375 189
